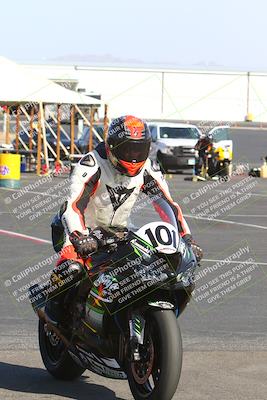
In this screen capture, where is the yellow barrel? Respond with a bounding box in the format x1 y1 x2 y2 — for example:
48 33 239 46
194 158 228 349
245 113 254 122
0 153 21 188
260 161 267 178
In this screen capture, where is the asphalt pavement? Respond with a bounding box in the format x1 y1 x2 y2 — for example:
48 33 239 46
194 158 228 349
231 127 267 167
0 128 267 399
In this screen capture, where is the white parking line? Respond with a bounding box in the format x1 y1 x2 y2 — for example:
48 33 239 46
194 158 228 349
249 193 267 197
185 214 267 230
230 214 267 217
0 229 52 244
203 258 267 266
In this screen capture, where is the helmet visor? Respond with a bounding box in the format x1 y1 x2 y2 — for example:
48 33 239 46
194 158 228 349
112 140 151 163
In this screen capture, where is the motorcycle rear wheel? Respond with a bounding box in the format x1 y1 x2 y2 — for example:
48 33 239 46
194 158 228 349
38 319 85 380
127 310 183 400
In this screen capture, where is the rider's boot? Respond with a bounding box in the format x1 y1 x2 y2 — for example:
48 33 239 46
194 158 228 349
45 260 84 326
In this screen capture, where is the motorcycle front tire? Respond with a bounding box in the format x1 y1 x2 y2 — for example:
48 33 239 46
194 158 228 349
127 310 183 400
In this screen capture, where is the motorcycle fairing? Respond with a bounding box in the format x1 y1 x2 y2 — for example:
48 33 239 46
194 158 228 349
68 345 127 379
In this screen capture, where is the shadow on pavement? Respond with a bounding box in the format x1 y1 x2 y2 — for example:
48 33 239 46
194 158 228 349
0 362 128 400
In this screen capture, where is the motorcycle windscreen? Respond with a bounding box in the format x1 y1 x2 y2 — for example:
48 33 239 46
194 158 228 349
128 192 181 249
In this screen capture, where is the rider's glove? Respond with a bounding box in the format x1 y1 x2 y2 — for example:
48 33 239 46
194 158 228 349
69 231 98 257
183 234 203 263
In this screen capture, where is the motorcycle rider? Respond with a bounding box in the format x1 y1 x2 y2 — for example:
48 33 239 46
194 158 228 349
46 115 203 324
195 132 213 176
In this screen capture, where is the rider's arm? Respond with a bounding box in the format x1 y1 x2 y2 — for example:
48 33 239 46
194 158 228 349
61 153 101 236
195 139 201 150
141 160 191 238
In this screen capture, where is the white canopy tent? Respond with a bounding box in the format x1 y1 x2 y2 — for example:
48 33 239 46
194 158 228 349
0 56 102 106
0 57 107 174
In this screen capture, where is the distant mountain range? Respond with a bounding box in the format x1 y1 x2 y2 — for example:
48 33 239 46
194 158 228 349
49 53 144 65
17 53 260 72
47 53 227 70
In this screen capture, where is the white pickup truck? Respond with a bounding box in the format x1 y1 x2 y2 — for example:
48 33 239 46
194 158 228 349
148 122 201 172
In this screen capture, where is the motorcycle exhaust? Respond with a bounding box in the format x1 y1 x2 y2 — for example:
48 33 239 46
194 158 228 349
37 307 113 357
37 307 71 348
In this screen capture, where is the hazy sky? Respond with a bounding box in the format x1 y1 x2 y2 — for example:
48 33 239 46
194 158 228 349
0 0 266 70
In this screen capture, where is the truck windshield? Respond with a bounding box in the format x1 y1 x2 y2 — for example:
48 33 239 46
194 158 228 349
211 128 230 142
159 127 199 139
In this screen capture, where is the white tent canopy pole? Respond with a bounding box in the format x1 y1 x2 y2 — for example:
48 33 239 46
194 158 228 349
40 103 49 171
20 106 56 159
75 105 103 143
47 110 81 154
44 119 69 157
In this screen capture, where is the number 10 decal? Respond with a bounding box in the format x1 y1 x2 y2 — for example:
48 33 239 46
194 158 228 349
145 225 177 248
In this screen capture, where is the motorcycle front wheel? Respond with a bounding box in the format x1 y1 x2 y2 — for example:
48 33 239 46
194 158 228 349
127 310 183 400
38 319 85 380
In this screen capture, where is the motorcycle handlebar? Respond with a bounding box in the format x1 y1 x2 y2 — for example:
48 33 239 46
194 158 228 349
99 231 129 248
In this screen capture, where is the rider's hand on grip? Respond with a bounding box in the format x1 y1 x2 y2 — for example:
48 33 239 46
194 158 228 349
69 231 98 257
183 234 203 263
191 241 203 263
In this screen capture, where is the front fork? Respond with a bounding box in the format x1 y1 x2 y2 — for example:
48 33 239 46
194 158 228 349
129 312 146 361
